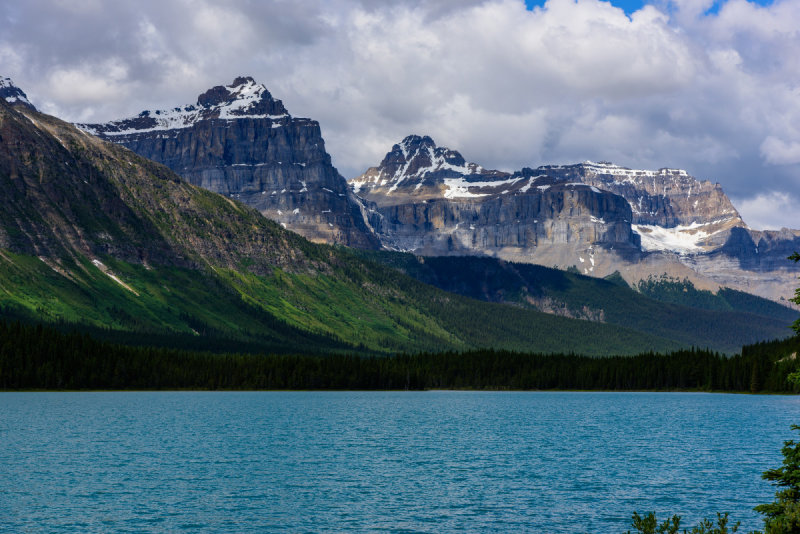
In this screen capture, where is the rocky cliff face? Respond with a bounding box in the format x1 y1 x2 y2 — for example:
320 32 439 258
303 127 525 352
539 162 800 286
78 77 378 248
353 135 800 302
354 136 642 266
537 162 745 256
540 161 742 227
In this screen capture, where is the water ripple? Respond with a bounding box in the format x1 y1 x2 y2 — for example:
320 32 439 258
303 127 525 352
2 391 799 532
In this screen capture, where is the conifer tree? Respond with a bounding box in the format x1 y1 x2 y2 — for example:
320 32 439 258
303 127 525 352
754 425 800 533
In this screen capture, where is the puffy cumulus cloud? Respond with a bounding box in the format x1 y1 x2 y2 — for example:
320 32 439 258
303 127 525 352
280 0 701 172
0 0 329 118
2 0 800 229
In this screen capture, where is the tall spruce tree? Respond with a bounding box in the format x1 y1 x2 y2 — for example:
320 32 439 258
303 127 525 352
754 425 800 533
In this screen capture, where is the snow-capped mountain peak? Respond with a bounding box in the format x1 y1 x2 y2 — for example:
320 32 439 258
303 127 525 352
77 77 289 137
351 135 507 196
194 76 284 117
0 77 36 110
390 135 482 181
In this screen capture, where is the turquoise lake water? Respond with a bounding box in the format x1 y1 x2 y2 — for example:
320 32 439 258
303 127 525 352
2 391 800 532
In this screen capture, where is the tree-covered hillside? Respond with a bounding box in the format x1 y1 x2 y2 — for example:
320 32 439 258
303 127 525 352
354 250 798 353
0 99 680 356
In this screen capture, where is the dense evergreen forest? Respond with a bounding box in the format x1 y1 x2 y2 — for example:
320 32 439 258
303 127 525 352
353 250 799 353
2 319 799 392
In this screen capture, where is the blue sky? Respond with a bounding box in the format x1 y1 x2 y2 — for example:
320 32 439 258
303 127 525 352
524 0 774 16
526 0 648 15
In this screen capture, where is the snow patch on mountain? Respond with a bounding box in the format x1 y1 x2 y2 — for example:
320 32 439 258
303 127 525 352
77 77 289 137
0 77 35 109
632 220 732 254
443 176 531 198
544 161 690 181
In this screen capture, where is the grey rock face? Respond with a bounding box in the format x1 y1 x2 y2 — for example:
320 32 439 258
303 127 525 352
547 163 797 276
368 183 640 255
78 77 379 248
539 162 747 255
355 136 642 257
539 162 742 227
717 227 800 271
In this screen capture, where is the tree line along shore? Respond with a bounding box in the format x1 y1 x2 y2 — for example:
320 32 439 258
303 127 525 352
2 319 799 392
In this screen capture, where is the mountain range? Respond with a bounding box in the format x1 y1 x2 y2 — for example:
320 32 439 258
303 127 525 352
77 77 800 305
0 76 797 355
353 134 800 303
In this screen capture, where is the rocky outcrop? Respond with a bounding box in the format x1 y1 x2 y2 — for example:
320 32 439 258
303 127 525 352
1 77 36 111
539 161 742 227
537 162 745 256
355 136 642 264
78 77 379 248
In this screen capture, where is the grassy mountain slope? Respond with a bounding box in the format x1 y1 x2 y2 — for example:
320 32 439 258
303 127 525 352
0 100 679 356
353 250 798 353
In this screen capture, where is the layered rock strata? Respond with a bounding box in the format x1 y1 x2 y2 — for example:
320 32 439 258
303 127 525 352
355 136 641 262
353 135 800 302
78 77 378 248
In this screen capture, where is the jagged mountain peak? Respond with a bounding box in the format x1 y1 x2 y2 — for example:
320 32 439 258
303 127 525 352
195 76 281 112
0 76 35 111
76 77 380 249
392 134 468 169
352 134 508 198
397 134 436 150
78 76 288 137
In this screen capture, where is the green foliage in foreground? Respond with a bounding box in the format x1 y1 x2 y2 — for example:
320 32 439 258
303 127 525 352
2 318 799 391
627 511 739 534
791 252 800 336
754 425 800 533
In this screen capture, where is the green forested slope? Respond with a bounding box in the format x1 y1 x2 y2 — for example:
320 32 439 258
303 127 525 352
354 250 798 353
0 100 678 356
637 276 798 321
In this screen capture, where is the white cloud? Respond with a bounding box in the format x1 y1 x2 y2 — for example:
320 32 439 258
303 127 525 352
732 191 799 231
2 0 800 229
760 136 800 166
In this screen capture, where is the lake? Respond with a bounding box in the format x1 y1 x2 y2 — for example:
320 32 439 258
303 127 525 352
2 391 799 532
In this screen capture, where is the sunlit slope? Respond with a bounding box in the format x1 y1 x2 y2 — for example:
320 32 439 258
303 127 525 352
355 251 798 353
0 100 679 356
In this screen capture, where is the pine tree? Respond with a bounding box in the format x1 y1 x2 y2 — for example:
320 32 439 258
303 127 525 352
754 425 800 533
